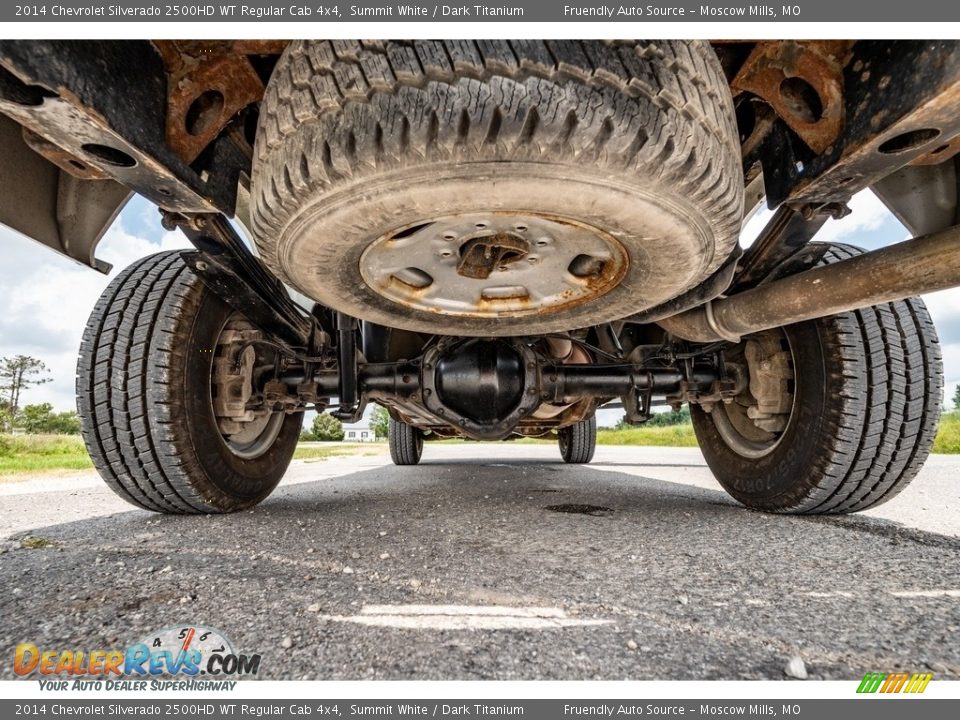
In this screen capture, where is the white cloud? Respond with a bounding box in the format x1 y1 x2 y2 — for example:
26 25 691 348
0 221 190 412
740 189 892 249
813 190 891 246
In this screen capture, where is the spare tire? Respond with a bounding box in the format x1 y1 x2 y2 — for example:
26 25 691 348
252 40 742 336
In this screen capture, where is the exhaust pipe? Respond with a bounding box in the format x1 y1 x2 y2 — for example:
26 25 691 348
658 223 960 343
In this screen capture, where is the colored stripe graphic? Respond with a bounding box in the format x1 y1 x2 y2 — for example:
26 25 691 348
857 673 886 693
882 672 909 693
904 673 933 693
857 672 932 693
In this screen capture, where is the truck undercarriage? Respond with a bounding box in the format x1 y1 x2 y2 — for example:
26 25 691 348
1 40 957 514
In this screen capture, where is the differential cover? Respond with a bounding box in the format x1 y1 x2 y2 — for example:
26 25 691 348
434 340 525 425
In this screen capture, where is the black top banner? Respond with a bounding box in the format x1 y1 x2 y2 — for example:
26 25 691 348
3 0 958 23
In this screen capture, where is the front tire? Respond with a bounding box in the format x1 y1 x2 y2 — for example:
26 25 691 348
692 244 942 514
388 418 423 465
559 416 597 464
77 251 301 514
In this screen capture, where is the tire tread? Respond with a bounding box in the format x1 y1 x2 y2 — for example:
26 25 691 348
559 416 597 464
251 40 742 281
801 244 942 513
388 417 423 465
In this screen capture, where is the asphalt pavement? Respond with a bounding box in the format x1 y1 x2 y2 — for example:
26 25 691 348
1 443 958 680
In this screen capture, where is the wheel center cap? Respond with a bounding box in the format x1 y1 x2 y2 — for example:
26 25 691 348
456 232 530 279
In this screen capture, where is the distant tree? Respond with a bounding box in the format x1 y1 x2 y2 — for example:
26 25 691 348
18 403 81 435
615 405 691 429
0 399 13 434
369 406 390 440
310 413 345 442
0 355 51 416
646 405 691 427
954 385 960 411
19 403 54 434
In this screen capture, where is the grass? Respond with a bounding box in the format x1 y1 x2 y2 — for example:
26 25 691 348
597 424 699 448
933 411 960 454
0 434 92 477
293 442 380 461
0 435 379 480
2 412 959 478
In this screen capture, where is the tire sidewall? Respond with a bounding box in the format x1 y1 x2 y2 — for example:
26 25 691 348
167 288 301 509
691 320 840 511
278 161 715 336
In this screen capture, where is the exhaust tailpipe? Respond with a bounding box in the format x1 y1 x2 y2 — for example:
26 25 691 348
658 223 960 343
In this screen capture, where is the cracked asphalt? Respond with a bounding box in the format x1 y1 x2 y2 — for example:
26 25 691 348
1 444 958 680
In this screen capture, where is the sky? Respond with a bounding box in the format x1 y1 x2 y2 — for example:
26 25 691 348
0 190 958 427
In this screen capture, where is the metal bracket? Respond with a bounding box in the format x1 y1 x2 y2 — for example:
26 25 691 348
704 301 742 343
168 211 320 354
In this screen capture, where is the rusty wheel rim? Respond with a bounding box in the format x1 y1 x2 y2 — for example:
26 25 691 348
358 212 629 319
210 312 285 460
711 330 797 460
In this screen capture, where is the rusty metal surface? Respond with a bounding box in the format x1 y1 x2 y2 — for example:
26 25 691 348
658 222 960 343
3 38 960 294
166 40 288 57
20 127 109 180
775 41 960 207
733 40 852 155
0 88 218 213
358 212 630 321
154 41 265 163
911 131 960 165
0 40 226 213
456 232 530 280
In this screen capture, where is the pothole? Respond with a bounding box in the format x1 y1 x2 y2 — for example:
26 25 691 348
545 504 612 516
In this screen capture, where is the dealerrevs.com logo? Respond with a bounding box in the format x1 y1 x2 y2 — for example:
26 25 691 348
14 625 261 690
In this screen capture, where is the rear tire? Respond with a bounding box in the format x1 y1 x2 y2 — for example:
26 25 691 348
692 243 942 514
559 416 597 464
388 418 423 465
77 251 301 514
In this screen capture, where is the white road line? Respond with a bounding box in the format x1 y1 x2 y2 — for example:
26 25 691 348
320 604 612 630
889 589 960 598
804 591 855 598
